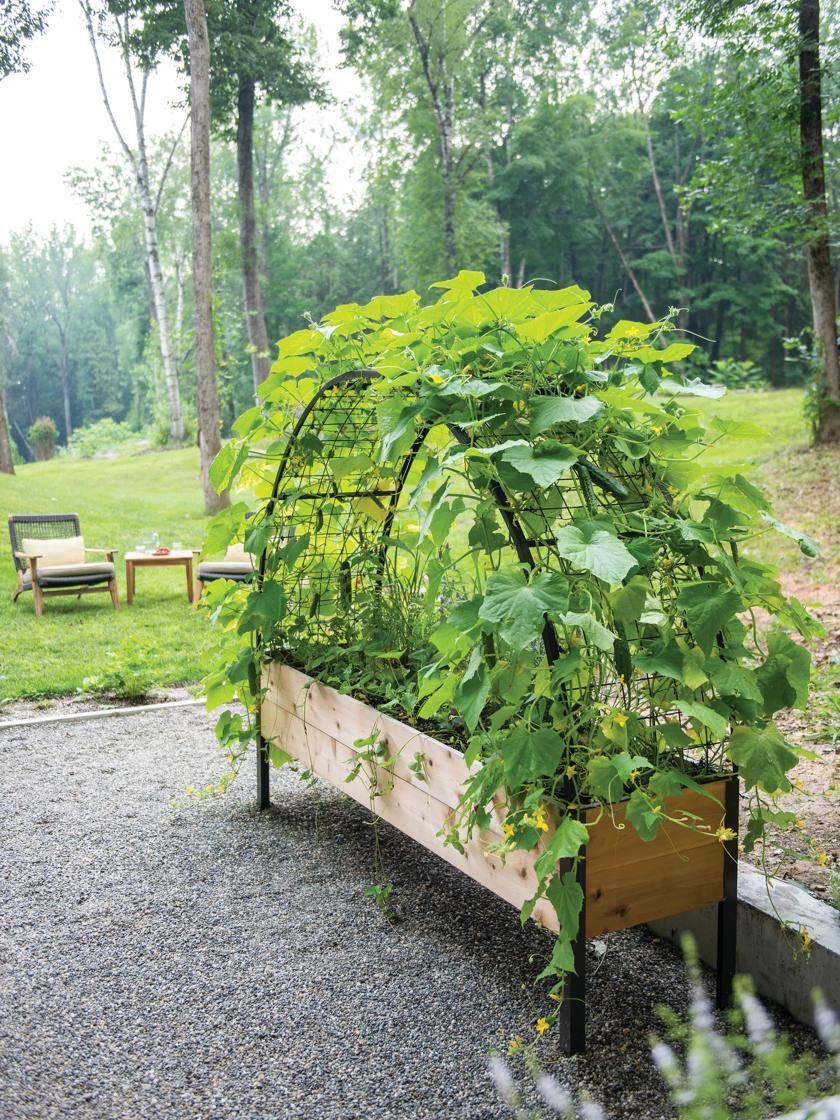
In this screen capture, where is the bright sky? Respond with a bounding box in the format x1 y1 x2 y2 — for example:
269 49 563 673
0 0 362 240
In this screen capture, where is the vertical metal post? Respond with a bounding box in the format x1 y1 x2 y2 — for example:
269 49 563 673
716 774 739 1008
256 731 271 810
557 852 587 1056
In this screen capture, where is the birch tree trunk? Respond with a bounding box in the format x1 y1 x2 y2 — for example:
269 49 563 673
184 0 228 512
798 0 840 442
137 132 184 443
79 1 184 444
0 391 14 475
237 77 272 397
408 8 458 275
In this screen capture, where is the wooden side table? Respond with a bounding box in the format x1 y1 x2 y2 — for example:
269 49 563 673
125 550 198 604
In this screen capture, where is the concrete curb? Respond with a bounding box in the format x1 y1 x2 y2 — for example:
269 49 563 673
0 697 205 732
649 863 840 1026
775 1100 840 1120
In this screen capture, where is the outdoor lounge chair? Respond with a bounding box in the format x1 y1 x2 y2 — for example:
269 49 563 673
9 513 119 617
193 542 255 604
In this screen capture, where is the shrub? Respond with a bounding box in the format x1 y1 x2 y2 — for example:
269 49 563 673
28 416 58 460
67 418 150 460
708 358 769 391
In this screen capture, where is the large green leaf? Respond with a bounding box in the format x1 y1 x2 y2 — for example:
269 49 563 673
625 789 666 840
530 395 603 436
209 441 249 494
517 305 590 343
660 377 725 398
545 870 584 939
555 520 636 585
727 725 798 793
634 641 708 689
706 659 764 703
536 936 577 977
761 513 820 558
674 699 729 740
756 630 810 715
498 441 581 488
237 581 286 633
676 581 743 654
560 611 616 651
453 647 491 731
501 727 566 787
478 569 569 650
533 817 589 880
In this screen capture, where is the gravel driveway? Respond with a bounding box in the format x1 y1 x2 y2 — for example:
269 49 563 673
0 703 806 1120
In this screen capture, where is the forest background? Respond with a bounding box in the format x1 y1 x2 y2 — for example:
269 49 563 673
1 0 839 464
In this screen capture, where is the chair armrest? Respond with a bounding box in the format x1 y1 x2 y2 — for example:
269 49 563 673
15 550 43 560
84 548 118 559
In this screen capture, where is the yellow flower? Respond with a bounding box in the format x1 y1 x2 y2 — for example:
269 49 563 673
651 424 663 435
618 673 626 685
652 804 662 814
629 769 641 782
802 929 813 950
533 807 549 833
503 822 516 839
185 785 195 795
715 826 737 843
793 777 805 791
796 818 806 830
565 763 577 779
614 712 629 728
535 1017 551 1036
818 851 829 866
429 372 444 384
507 1035 523 1056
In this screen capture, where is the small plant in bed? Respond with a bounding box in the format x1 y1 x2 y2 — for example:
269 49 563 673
200 271 821 1018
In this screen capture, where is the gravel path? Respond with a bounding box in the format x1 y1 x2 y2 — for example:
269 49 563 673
0 706 811 1120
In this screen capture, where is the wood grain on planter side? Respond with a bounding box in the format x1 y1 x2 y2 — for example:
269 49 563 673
262 662 729 940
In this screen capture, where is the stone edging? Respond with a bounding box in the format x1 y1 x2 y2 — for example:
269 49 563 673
649 863 840 1027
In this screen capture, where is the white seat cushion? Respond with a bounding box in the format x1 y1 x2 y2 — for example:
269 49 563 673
224 543 254 566
198 560 253 576
21 535 85 566
39 562 115 577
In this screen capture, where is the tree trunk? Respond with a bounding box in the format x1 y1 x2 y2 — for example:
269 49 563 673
485 150 511 283
799 0 840 441
79 1 184 445
140 193 184 443
52 318 73 442
407 11 457 276
0 391 15 474
237 77 272 398
594 196 657 323
440 78 457 275
185 0 229 513
60 358 72 443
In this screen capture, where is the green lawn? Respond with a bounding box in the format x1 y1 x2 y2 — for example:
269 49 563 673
686 387 809 467
0 448 222 704
0 389 813 703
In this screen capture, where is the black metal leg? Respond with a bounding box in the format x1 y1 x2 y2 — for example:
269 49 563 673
256 732 271 810
558 855 587 1056
716 776 739 1008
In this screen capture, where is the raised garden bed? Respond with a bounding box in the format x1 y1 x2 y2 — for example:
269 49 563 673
260 660 738 1053
203 275 815 1057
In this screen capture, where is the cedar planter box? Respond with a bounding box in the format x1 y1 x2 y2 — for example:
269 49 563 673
260 662 738 1053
